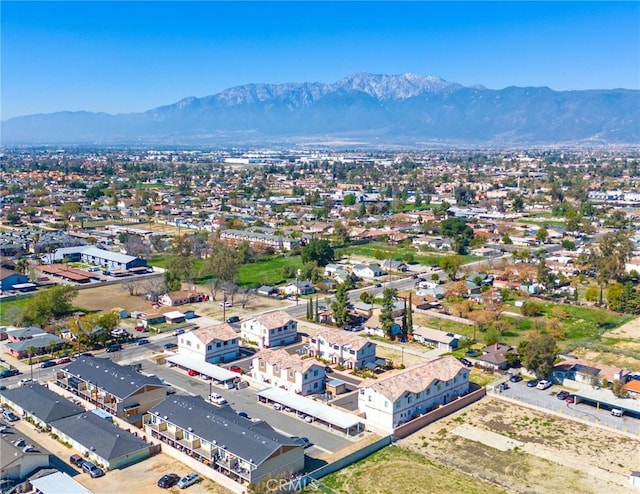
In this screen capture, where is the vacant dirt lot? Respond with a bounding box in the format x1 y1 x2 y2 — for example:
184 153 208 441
608 316 640 340
399 397 639 494
74 282 288 318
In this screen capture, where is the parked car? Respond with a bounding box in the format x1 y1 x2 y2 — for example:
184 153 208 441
566 395 575 403
0 369 19 378
229 366 243 374
106 344 122 353
163 342 178 350
187 369 199 377
82 461 105 478
40 360 57 368
556 390 570 400
509 374 523 383
238 411 250 419
209 393 227 406
526 379 539 388
172 329 185 336
157 473 180 489
136 338 150 345
226 315 240 323
177 472 200 489
299 437 312 448
135 325 147 332
219 301 233 307
70 454 84 467
56 357 72 365
536 380 552 390
2 410 19 422
303 415 314 423
273 403 283 411
458 358 473 368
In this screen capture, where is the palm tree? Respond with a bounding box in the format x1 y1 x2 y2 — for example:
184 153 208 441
14 258 29 275
27 345 37 381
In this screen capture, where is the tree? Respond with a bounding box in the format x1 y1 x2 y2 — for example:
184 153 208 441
512 194 524 212
331 283 350 326
535 226 549 244
360 291 373 304
164 269 182 292
59 202 81 221
14 258 29 274
612 380 629 398
342 193 356 206
606 283 625 312
519 333 557 378
483 328 501 346
379 287 397 339
21 285 78 326
301 239 335 267
521 299 543 317
585 285 599 302
439 255 464 281
306 298 313 321
123 279 142 296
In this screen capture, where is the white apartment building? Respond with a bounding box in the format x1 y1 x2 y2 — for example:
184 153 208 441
178 324 240 364
252 348 326 395
241 311 298 348
307 332 377 370
358 356 470 431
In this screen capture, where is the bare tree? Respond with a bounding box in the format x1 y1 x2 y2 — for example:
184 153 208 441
143 277 166 302
222 281 238 304
238 288 255 309
123 279 143 296
124 236 151 258
209 278 222 301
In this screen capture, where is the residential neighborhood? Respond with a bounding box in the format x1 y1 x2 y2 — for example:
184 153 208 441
1 147 640 494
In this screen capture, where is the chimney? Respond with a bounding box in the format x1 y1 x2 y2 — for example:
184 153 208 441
495 343 499 351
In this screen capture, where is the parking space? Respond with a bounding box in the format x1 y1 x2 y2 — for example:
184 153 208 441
138 359 356 455
494 379 640 434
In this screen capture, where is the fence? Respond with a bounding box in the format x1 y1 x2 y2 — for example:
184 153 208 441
414 309 477 326
290 434 393 491
392 385 487 439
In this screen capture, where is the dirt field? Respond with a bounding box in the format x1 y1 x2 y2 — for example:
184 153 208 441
74 281 288 318
607 316 640 340
313 445 505 494
399 397 640 494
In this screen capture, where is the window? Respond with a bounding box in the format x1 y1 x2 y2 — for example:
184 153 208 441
368 395 372 403
223 341 228 346
186 340 192 347
314 382 318 388
216 342 221 348
207 345 212 351
384 400 389 408
303 373 308 380
260 361 265 368
311 338 317 344
314 370 318 376
289 371 294 378
274 365 279 372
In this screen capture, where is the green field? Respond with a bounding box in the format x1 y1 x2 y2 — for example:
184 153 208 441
306 445 504 494
237 255 302 287
0 297 32 325
336 243 479 267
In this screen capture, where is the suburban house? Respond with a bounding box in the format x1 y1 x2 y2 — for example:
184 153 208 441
307 332 377 370
0 383 85 431
358 356 470 431
159 290 205 307
0 267 28 291
5 333 66 359
476 343 515 371
381 259 407 272
552 357 629 387
178 324 240 364
56 356 169 427
411 327 460 351
49 411 152 470
144 394 305 485
251 348 326 395
241 311 298 348
352 263 384 279
282 280 315 297
363 309 402 339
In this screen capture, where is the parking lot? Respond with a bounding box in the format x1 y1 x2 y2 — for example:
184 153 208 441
492 378 640 435
137 358 358 456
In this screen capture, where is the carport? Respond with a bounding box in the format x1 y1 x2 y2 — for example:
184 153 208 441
166 354 239 387
572 387 640 419
257 386 363 436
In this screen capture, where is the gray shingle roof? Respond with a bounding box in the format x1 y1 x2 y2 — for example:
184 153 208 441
61 356 166 399
149 395 300 466
0 383 84 423
50 412 149 461
7 334 65 352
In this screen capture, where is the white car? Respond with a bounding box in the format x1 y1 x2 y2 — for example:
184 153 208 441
177 472 200 489
536 379 552 390
219 301 232 308
209 393 227 406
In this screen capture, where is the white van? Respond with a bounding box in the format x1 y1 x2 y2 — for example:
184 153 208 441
611 408 623 417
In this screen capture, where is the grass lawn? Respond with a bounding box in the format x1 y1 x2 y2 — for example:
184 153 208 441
336 243 479 267
307 445 505 494
237 255 302 287
0 297 32 325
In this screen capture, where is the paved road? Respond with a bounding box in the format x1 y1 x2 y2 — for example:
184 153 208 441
492 378 640 435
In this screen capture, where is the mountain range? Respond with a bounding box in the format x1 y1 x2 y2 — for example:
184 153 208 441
2 73 639 147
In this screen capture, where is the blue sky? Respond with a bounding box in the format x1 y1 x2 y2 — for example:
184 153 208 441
2 1 639 119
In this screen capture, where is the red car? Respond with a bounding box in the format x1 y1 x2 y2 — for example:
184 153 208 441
229 366 243 374
56 357 72 365
188 369 199 377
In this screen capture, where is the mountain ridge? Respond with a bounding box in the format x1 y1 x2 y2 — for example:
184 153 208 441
3 72 639 146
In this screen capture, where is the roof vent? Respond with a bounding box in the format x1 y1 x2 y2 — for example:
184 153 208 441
188 427 193 432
